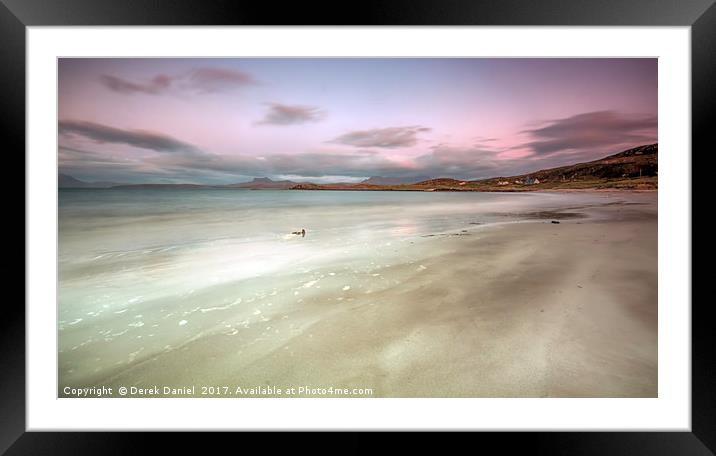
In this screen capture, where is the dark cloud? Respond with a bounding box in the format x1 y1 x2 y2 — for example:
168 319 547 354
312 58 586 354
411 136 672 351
99 67 256 95
330 126 431 149
187 68 256 93
59 143 503 184
57 121 513 182
183 151 411 179
58 111 657 185
256 103 325 125
522 110 657 156
413 145 502 179
99 74 172 95
59 120 201 155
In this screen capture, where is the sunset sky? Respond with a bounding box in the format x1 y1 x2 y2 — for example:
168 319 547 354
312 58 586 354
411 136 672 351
58 58 657 184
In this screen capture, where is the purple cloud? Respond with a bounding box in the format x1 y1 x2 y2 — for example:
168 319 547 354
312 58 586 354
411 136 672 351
522 111 657 156
257 103 325 125
99 67 256 95
99 74 172 95
58 110 657 185
187 68 256 93
54 119 572 183
413 145 501 178
330 126 431 149
59 120 200 155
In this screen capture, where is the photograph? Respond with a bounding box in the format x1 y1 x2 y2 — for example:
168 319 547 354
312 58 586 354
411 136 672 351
3 0 708 447
57 57 658 399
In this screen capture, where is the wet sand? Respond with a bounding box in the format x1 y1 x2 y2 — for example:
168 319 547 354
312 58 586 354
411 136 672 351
87 193 657 398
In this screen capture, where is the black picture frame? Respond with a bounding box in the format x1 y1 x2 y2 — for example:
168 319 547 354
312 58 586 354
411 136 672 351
4 0 709 453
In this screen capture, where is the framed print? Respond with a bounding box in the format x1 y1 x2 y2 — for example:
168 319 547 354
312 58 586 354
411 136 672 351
5 0 711 452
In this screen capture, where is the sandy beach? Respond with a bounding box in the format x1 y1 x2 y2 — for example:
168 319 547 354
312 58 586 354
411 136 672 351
61 191 656 398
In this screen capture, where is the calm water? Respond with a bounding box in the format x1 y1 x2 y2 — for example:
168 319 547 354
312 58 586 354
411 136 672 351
58 188 618 387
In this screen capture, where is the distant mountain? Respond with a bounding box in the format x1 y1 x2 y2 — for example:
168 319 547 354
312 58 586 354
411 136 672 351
221 177 298 189
360 176 431 185
59 173 126 188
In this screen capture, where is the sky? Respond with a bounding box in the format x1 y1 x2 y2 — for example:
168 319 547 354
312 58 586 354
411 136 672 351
58 58 657 184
